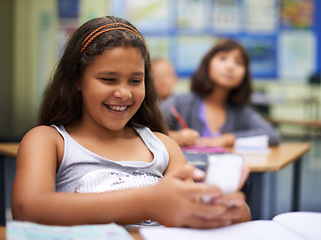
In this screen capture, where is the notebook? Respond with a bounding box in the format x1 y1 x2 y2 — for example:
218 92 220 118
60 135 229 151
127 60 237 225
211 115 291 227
140 212 321 240
234 135 270 154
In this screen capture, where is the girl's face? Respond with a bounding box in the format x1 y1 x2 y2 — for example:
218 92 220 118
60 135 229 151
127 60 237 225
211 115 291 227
208 48 246 90
78 46 145 132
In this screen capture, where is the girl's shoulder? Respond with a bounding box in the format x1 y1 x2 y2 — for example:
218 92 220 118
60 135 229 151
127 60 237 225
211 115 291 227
227 103 261 117
152 131 181 151
227 103 252 111
23 125 61 139
152 131 171 143
19 125 63 153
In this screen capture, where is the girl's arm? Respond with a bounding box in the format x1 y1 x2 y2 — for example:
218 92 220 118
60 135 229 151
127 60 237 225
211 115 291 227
153 131 189 174
11 126 238 227
12 126 156 225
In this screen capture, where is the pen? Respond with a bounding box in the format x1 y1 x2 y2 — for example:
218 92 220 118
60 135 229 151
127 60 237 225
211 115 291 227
169 105 189 129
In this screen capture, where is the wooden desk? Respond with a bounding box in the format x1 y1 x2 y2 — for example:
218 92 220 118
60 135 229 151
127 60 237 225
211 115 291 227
0 143 18 159
241 142 310 172
0 142 311 223
240 143 311 219
0 226 143 240
0 226 5 240
184 142 311 219
269 118 321 128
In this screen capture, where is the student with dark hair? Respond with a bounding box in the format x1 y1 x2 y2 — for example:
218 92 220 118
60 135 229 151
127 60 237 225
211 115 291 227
12 17 251 228
161 39 281 147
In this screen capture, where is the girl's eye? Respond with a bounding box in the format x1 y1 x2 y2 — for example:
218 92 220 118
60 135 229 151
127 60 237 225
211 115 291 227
101 78 116 82
130 79 143 84
235 59 245 66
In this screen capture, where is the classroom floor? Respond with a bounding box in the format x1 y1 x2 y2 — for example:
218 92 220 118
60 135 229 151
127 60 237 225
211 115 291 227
4 137 321 221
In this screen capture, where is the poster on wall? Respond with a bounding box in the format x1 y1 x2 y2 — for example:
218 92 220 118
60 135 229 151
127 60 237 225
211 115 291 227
105 0 318 80
145 36 172 60
174 36 217 77
244 0 278 33
110 0 172 33
281 0 314 29
279 31 316 79
239 36 277 78
212 0 241 33
176 0 209 31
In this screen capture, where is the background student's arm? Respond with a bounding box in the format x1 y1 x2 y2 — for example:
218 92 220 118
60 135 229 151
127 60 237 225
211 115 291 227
232 106 281 146
197 106 281 147
196 133 236 147
168 129 200 146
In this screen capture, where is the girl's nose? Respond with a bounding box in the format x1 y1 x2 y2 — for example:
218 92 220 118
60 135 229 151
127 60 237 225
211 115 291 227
226 59 235 69
114 86 132 100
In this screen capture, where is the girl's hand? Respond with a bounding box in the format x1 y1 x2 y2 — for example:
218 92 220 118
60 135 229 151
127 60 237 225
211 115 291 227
168 129 200 146
147 164 250 228
206 165 251 224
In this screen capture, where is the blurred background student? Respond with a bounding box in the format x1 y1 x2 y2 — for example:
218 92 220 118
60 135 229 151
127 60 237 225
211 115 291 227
151 58 178 101
161 39 281 147
152 58 201 146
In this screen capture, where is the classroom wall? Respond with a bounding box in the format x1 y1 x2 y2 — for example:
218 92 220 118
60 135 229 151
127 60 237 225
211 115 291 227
12 0 58 139
0 0 320 140
0 0 14 141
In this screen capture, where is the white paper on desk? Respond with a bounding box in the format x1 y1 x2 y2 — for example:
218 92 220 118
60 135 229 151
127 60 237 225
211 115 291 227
140 220 302 240
273 212 321 240
234 135 270 154
140 211 321 240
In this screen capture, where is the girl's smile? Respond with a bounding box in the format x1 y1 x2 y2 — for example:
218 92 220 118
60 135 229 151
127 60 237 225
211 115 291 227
105 104 129 112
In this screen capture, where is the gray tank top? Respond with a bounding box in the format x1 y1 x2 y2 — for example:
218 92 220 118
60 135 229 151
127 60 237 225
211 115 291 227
53 125 169 193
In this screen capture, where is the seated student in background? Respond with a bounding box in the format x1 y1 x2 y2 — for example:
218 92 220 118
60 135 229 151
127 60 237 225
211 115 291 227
161 38 281 147
151 58 178 101
152 58 200 146
11 16 251 228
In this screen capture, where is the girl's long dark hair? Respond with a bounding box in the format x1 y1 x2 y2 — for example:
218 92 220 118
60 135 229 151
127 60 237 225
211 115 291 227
38 16 167 133
191 38 252 105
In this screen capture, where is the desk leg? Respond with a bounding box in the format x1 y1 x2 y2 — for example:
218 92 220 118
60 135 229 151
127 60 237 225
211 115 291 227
248 172 263 220
0 156 5 225
292 157 302 211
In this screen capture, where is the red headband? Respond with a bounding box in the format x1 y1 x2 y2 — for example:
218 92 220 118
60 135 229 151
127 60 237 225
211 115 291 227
80 22 144 53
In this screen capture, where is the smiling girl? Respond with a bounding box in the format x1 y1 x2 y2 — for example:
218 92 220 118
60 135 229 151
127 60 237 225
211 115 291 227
11 17 251 228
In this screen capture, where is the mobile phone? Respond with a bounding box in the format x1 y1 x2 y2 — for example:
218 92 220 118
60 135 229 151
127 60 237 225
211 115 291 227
202 154 244 203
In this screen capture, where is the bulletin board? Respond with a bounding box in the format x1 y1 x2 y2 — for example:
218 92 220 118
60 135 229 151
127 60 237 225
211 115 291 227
108 0 320 81
58 0 320 80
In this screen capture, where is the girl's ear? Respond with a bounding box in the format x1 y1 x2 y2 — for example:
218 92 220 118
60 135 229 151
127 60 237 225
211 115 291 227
76 82 81 91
